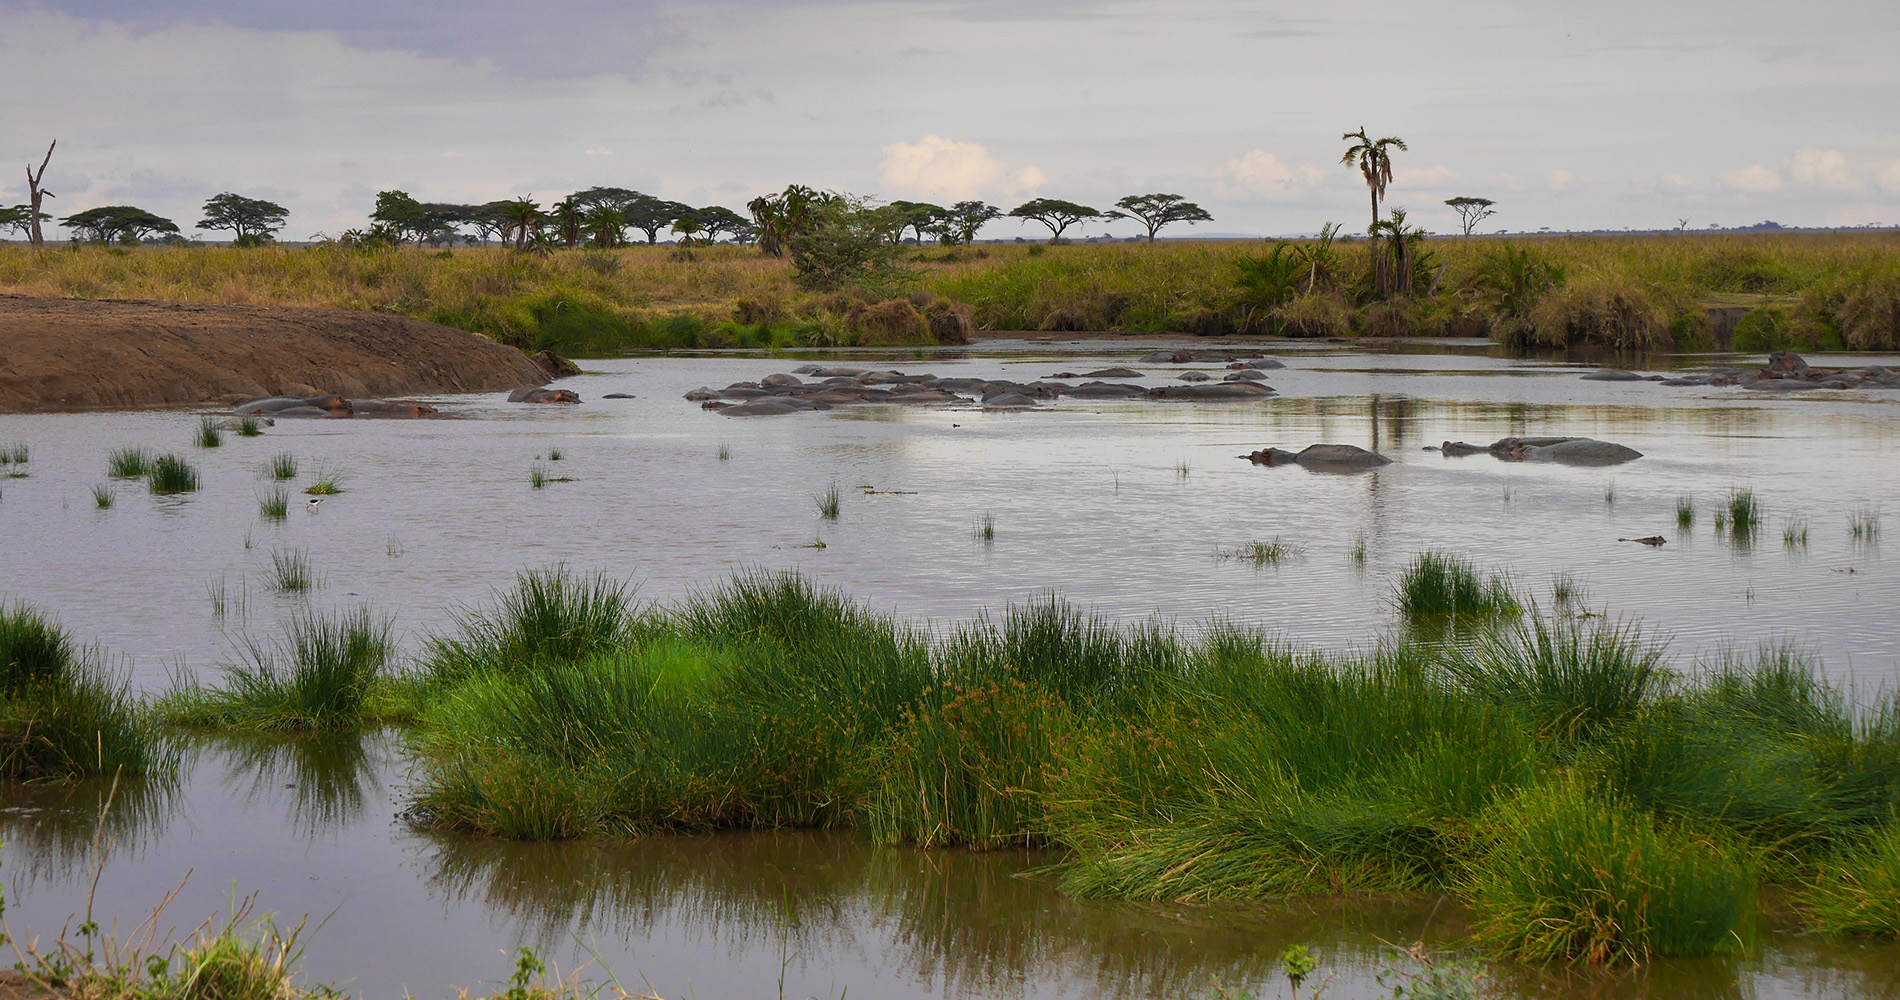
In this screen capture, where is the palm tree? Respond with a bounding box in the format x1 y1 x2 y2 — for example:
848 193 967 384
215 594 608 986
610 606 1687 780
551 196 586 248
501 197 542 251
1340 128 1407 232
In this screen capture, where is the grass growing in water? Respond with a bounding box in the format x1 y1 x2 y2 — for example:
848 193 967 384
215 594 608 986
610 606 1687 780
108 446 151 479
266 548 316 592
717 441 731 461
815 481 842 520
195 416 224 448
259 486 289 521
269 452 298 480
236 414 264 437
974 513 995 541
91 484 114 509
1219 538 1305 567
1783 517 1810 550
1676 496 1696 528
1849 506 1880 542
1797 825 1900 937
1726 487 1762 535
529 463 548 489
1395 551 1519 619
547 447 563 461
303 463 345 495
1349 531 1367 564
145 453 201 495
423 567 637 682
1176 459 1191 479
0 441 27 464
157 607 392 732
0 602 157 779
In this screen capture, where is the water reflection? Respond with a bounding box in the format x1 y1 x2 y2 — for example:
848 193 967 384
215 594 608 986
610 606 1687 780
197 731 388 837
0 774 177 885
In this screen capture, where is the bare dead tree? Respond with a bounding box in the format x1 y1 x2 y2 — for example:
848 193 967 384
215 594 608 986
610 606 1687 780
25 140 56 247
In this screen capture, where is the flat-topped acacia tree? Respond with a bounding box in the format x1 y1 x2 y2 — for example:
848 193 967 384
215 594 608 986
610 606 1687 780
1008 198 1101 243
1108 193 1213 242
60 205 180 245
199 192 290 246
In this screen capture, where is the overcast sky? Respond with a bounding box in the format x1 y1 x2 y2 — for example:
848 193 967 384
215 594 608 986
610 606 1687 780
4 0 1898 241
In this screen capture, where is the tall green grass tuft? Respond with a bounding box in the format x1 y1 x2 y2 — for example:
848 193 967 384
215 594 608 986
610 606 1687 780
269 452 298 480
157 607 392 732
1219 538 1304 567
235 414 264 437
1676 496 1695 528
266 548 317 592
1849 505 1880 542
1798 825 1900 937
91 484 115 509
1450 612 1667 742
108 446 151 479
815 481 842 520
304 461 346 495
145 453 201 494
259 486 289 521
973 512 995 541
1726 487 1762 535
0 602 157 779
0 441 28 464
195 415 224 448
424 567 637 682
1466 779 1756 965
1394 551 1519 620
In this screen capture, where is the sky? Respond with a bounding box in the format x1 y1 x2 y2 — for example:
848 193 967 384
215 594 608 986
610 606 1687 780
3 0 1899 241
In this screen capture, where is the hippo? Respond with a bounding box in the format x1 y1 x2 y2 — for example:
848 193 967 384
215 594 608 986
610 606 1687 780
761 373 804 388
1224 370 1268 382
1233 358 1286 370
1581 370 1647 382
1242 444 1391 471
812 367 870 378
269 406 339 419
792 364 824 374
1137 351 1178 364
1079 367 1144 379
1149 382 1276 399
236 394 351 415
984 393 1038 408
508 387 581 404
1177 371 1211 382
722 400 800 416
1067 382 1148 398
348 399 437 418
602 393 635 399
683 387 721 401
1490 437 1643 466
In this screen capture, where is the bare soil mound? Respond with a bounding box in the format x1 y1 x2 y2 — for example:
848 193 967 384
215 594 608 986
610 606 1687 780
0 296 547 412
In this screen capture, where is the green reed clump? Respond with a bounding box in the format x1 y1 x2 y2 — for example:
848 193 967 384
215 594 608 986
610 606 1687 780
1219 538 1304 567
1783 517 1810 549
937 594 1180 709
1176 459 1191 479
1450 613 1667 742
1349 531 1367 564
268 452 298 480
529 462 548 488
716 441 731 461
973 512 995 541
1394 551 1519 619
266 548 316 592
195 415 224 448
108 446 151 479
303 462 345 495
1797 825 1900 937
157 607 392 732
815 481 842 520
91 484 114 509
236 414 264 437
259 486 289 521
1849 505 1880 542
424 566 638 682
0 602 157 779
1465 779 1756 965
145 453 201 494
1726 487 1761 534
0 441 27 464
1676 496 1695 528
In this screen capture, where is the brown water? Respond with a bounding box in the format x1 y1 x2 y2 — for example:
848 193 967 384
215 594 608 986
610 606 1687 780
4 342 1900 997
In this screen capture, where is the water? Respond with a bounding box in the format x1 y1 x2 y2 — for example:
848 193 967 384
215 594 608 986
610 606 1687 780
4 342 1900 998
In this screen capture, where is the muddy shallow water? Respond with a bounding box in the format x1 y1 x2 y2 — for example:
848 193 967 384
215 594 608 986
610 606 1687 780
4 341 1900 997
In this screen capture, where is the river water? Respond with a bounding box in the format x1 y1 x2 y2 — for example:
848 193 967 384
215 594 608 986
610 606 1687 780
3 340 1899 997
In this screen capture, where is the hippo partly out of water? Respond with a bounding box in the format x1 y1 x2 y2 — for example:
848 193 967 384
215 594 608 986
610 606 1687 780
236 394 352 415
1581 370 1649 382
508 386 581 404
349 399 438 418
1242 444 1392 472
1149 382 1276 399
1224 370 1268 382
1435 436 1643 466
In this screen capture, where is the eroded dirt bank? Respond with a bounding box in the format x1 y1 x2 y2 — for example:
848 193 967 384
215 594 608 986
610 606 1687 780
0 296 547 412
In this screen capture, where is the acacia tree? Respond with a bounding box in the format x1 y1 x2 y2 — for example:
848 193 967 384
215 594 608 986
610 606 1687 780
1340 128 1407 231
0 204 46 239
942 200 1002 245
199 192 289 245
671 205 749 244
889 200 946 244
370 190 428 244
23 141 54 247
1007 198 1100 243
60 206 180 244
624 195 687 244
1444 196 1497 237
1107 193 1212 242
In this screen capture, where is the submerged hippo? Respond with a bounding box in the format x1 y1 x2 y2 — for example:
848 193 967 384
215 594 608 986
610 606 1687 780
1242 444 1392 472
235 394 352 416
348 399 437 418
1149 382 1276 399
508 387 580 404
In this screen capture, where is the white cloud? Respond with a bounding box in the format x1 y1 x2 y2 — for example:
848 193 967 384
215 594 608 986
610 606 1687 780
1215 150 1326 199
1546 169 1577 190
878 135 1043 202
1879 160 1900 194
1719 165 1783 192
1393 164 1460 188
1784 148 1858 190
1658 173 1694 190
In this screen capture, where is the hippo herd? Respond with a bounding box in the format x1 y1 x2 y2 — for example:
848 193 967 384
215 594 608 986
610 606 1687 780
686 356 1285 416
1584 351 1900 393
233 384 584 418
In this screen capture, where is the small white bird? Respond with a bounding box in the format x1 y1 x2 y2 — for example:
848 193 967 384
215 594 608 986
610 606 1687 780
307 497 322 511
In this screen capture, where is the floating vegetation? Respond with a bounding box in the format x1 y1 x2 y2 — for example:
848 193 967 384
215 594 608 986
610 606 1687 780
146 453 201 495
108 446 152 479
304 462 345 495
1850 506 1881 542
269 452 298 481
236 415 263 437
259 486 289 521
1676 496 1696 528
1783 517 1810 550
195 415 224 448
799 538 828 550
91 484 115 509
974 513 995 542
1396 550 1519 619
529 463 548 489
266 548 317 592
717 441 731 461
816 482 842 520
1218 538 1305 567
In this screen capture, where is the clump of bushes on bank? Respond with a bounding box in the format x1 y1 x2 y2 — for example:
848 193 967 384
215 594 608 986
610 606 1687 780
393 563 1900 966
0 603 157 779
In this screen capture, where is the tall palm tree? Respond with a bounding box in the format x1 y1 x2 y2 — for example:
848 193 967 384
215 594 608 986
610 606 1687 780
1340 128 1407 232
501 197 542 251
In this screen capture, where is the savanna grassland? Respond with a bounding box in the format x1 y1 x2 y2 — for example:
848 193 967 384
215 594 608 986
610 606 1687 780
2 231 1898 356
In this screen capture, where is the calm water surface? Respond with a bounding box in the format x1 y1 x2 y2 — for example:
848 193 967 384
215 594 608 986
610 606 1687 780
3 342 1899 997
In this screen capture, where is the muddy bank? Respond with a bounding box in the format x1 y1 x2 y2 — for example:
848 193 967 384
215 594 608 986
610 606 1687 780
0 296 547 412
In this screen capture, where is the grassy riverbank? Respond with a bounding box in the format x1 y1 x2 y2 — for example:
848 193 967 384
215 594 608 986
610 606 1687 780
2 233 1896 354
